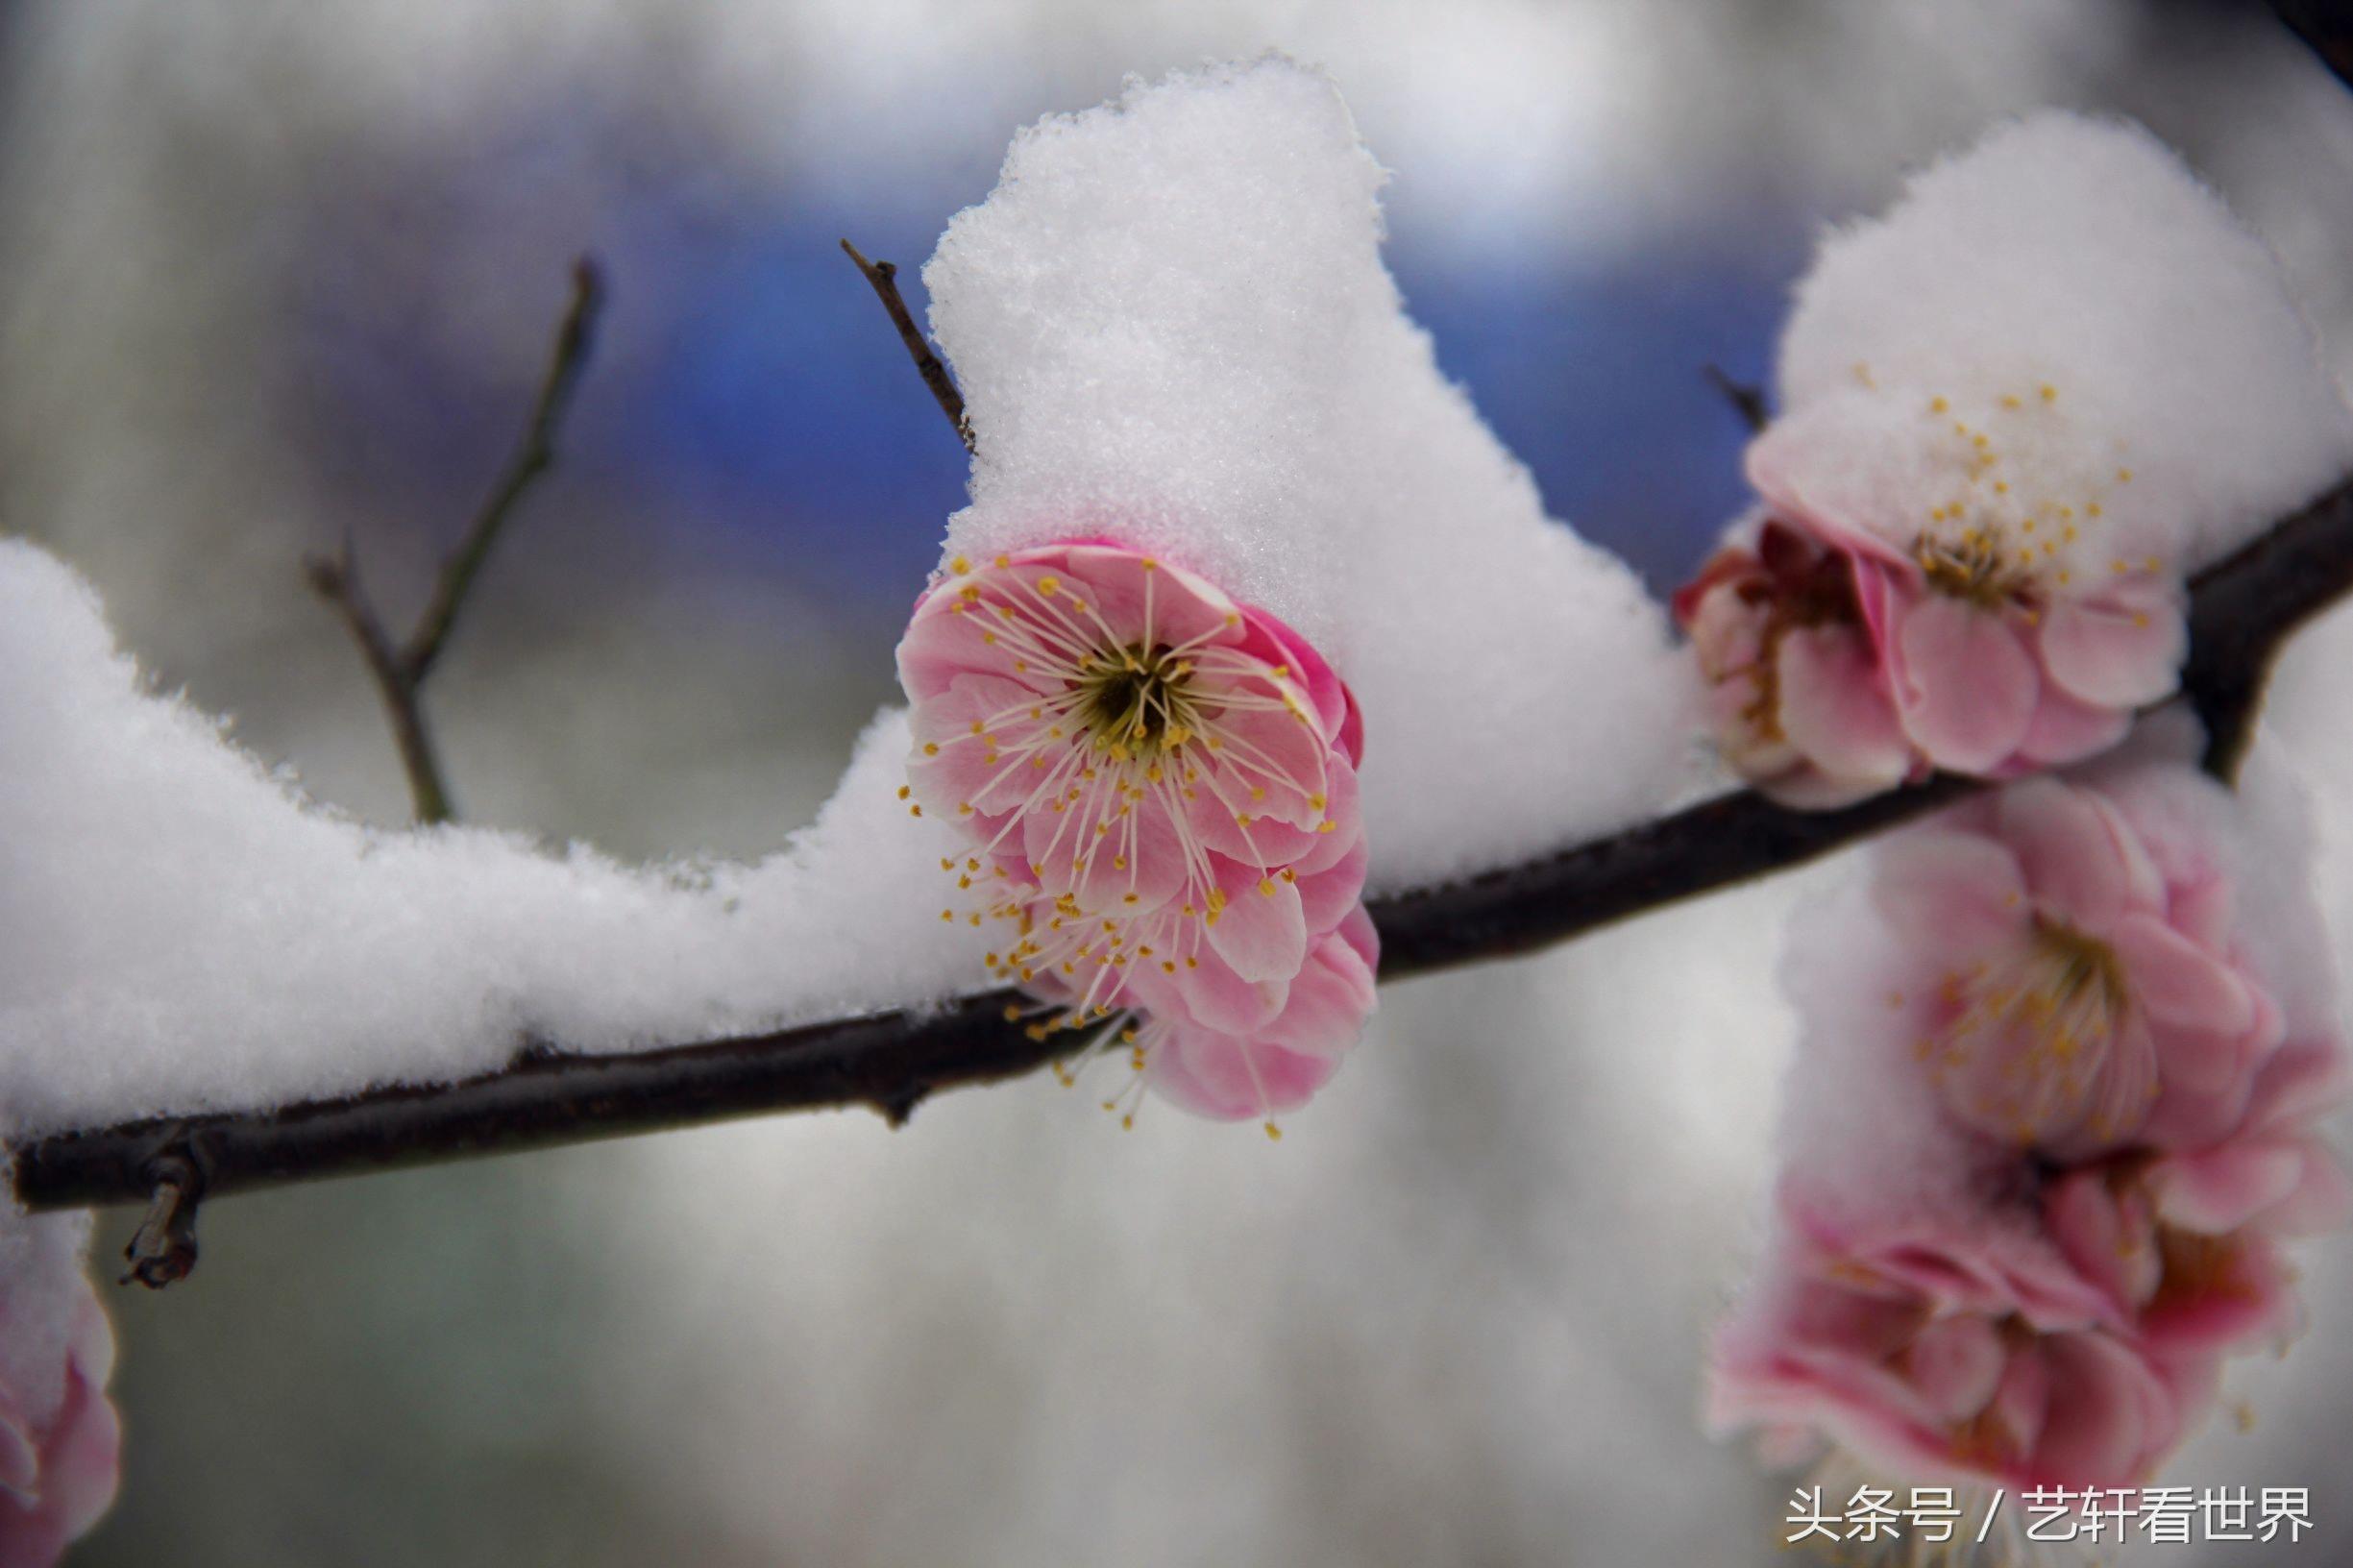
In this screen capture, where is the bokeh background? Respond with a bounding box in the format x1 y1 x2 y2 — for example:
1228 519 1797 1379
4 1 2352 1561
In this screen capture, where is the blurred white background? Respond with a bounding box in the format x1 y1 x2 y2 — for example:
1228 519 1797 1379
4 1 2352 1561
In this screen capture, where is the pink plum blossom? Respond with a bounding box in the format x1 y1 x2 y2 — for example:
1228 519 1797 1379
1869 775 2284 1160
0 1221 119 1565
1714 758 2347 1522
1710 1200 2198 1492
1678 391 2189 804
2044 1036 2350 1359
1672 517 1915 808
897 541 1374 1124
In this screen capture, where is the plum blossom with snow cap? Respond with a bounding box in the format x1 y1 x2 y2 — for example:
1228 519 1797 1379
1871 773 2290 1162
1711 757 2350 1549
1679 385 2189 806
1709 1199 2200 1496
896 540 1373 1131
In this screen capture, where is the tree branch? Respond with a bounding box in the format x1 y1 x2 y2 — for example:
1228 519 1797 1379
841 239 975 453
17 475 2353 1223
304 257 604 823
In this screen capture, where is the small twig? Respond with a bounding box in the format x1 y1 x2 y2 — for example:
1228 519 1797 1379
305 546 456 823
404 258 604 682
119 1149 203 1289
1703 364 1771 434
305 258 604 824
841 239 975 453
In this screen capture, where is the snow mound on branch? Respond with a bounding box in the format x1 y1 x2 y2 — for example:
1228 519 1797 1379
0 541 987 1136
925 59 1699 891
0 61 1698 1134
1775 112 2353 572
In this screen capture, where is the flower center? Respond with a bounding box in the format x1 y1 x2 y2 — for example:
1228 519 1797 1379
1075 642 1194 754
1914 525 2039 610
1928 919 2140 1144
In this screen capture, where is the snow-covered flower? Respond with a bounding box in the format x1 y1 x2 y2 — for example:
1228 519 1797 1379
1710 1200 2196 1494
2044 1034 2350 1360
1869 774 2282 1160
896 541 1374 1122
1679 387 2190 804
1714 752 2347 1544
0 1216 119 1565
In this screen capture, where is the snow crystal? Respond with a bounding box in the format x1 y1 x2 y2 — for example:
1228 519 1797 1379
0 541 992 1136
1774 112 2353 572
925 59 1699 892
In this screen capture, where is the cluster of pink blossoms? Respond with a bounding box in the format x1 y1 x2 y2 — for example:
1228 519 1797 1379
1711 770 2347 1505
1676 392 2187 807
897 541 1373 1132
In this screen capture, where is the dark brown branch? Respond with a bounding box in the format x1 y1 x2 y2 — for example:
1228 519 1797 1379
2273 0 2353 94
19 476 2353 1224
841 239 975 453
304 258 604 824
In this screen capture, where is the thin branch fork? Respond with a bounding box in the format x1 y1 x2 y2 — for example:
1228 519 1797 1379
17 474 2353 1229
305 258 605 823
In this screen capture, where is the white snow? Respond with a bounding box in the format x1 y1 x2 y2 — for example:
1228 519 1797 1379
0 61 1703 1137
0 541 993 1136
1771 112 2353 573
925 59 1700 893
0 1206 93 1425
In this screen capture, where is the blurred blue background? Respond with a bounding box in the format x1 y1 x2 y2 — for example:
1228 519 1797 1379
3 2 2351 1562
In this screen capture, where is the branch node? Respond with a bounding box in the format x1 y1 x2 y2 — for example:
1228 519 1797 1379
120 1149 204 1290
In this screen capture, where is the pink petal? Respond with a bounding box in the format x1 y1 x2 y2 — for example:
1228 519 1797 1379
1996 780 2159 934
1871 829 2028 964
1262 924 1378 1058
1775 625 1911 791
2029 1335 2171 1487
2016 683 2133 768
2148 1146 2309 1234
1239 603 1355 757
1204 860 1308 984
1148 1031 1336 1120
2039 584 2187 709
1892 595 2039 773
2046 1170 2159 1316
1904 1314 2004 1424
1058 544 1240 660
1294 831 1368 937
2111 913 2256 1038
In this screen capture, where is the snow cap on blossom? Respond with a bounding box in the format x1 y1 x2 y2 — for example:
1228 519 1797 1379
897 540 1373 1127
1680 114 2353 802
1869 774 2292 1161
921 58 1698 894
0 1209 118 1565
